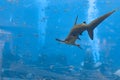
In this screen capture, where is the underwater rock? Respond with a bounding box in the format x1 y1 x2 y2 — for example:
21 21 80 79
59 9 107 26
113 69 120 80
2 63 120 80
78 70 109 80
94 62 102 68
114 69 120 77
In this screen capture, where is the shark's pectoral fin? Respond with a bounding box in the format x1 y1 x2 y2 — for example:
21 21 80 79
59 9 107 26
73 43 82 49
87 29 94 40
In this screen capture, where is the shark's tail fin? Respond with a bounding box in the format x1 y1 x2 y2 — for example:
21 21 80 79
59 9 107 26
87 9 116 40
87 29 94 40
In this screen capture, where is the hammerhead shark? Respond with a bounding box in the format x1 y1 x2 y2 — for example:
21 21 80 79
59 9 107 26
56 9 116 48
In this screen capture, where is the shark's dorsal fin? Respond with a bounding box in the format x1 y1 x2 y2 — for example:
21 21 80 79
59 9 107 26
74 15 78 25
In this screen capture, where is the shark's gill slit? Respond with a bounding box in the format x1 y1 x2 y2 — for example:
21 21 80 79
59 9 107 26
39 0 48 47
87 0 100 63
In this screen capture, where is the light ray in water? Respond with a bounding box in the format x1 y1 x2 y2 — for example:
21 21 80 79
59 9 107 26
38 0 48 47
87 0 100 63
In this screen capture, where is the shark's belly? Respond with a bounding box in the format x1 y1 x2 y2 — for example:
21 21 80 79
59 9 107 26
65 35 77 44
70 28 85 36
68 38 76 43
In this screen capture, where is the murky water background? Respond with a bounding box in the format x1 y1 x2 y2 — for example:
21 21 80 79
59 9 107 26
0 0 120 80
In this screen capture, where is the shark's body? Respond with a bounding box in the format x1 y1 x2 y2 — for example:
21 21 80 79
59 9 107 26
56 10 116 48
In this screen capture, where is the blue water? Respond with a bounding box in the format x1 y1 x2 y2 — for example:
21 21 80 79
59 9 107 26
0 0 120 80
